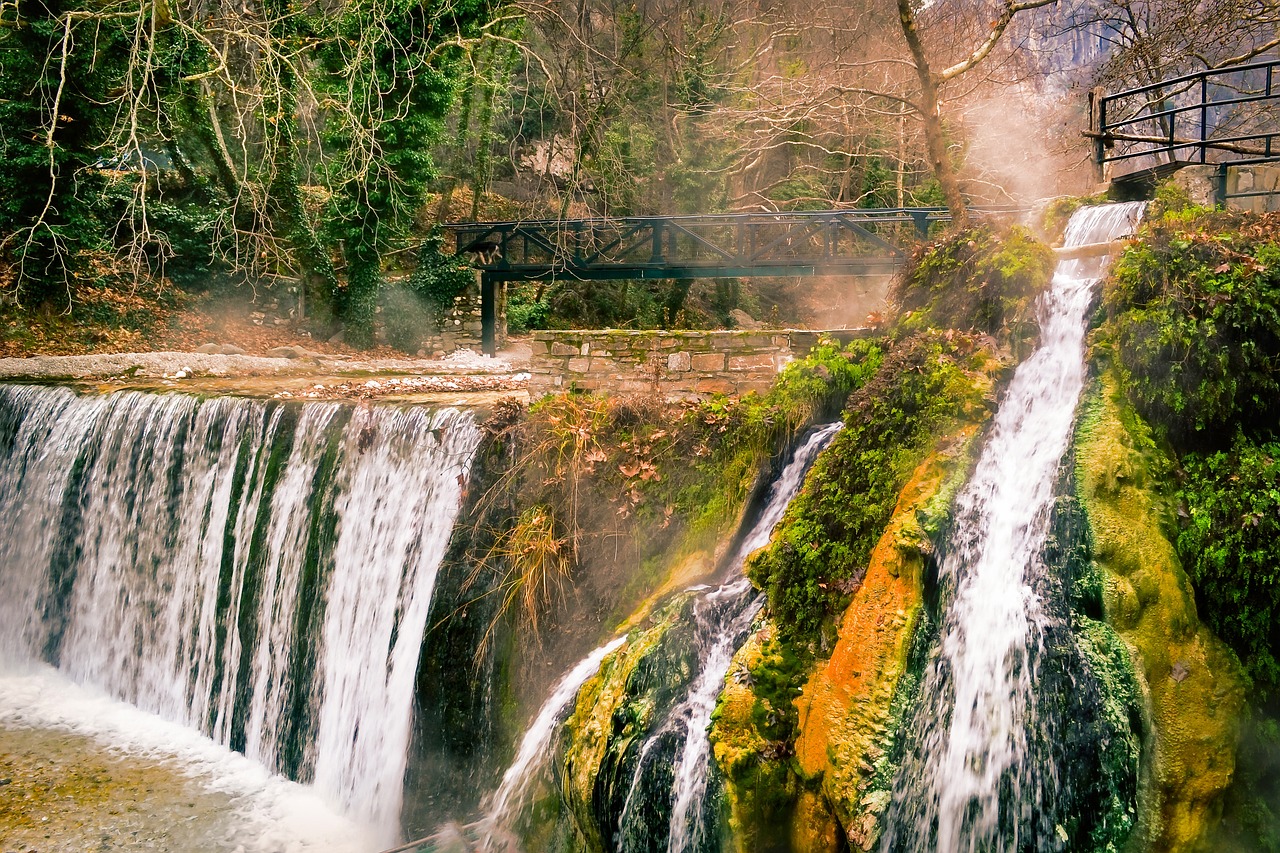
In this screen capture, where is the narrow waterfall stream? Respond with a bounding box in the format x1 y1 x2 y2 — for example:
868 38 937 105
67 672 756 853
618 423 841 853
0 385 481 845
880 202 1147 851
476 421 840 853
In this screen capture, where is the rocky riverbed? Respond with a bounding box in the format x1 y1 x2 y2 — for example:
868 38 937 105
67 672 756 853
0 725 241 853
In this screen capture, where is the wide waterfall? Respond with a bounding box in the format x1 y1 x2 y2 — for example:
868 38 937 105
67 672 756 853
880 202 1147 851
0 384 481 844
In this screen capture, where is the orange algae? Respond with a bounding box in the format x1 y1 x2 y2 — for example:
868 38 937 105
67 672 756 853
793 424 979 848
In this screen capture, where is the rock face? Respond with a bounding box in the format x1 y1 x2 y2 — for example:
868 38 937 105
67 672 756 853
1074 374 1246 852
788 430 978 851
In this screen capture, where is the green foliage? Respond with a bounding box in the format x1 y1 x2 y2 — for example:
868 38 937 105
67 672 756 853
745 634 809 745
1099 210 1280 450
506 283 551 333
1177 437 1280 701
407 230 474 309
893 224 1054 341
747 332 990 646
1040 194 1110 245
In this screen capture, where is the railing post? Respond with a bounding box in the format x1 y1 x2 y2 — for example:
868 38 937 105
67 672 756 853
1090 86 1107 182
910 209 930 239
1200 75 1209 164
650 220 664 263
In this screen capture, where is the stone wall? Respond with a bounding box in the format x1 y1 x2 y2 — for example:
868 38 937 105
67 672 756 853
529 329 868 397
1171 163 1280 212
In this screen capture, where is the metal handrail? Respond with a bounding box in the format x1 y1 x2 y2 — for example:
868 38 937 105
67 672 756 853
1091 58 1279 170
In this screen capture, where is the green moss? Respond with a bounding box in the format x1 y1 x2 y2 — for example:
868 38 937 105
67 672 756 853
1074 374 1246 851
1040 194 1110 245
556 593 698 852
746 332 993 648
892 224 1054 345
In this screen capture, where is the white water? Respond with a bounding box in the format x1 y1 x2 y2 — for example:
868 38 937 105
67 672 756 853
881 202 1146 852
477 635 627 851
0 385 481 843
664 421 843 853
0 661 377 852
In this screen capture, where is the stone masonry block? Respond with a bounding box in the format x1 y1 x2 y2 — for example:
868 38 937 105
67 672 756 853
667 351 692 371
728 353 780 371
691 352 726 371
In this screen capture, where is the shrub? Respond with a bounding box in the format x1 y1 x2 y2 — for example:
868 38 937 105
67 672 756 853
747 332 991 645
892 224 1054 341
1177 437 1280 702
1100 210 1280 450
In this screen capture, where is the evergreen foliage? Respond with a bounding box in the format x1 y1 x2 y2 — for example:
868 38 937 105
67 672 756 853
1177 439 1280 702
1100 208 1280 451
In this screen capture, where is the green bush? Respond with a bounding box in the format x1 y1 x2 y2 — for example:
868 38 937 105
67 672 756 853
407 229 475 308
506 283 550 333
1177 437 1280 702
892 224 1054 341
1100 211 1280 450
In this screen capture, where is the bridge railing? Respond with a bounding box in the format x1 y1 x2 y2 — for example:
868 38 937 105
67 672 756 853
444 208 953 280
1090 59 1280 173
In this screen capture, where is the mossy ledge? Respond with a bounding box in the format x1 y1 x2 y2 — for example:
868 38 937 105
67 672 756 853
1073 372 1246 851
710 330 1002 852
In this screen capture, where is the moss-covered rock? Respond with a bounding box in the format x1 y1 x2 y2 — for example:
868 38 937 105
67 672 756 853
892 224 1055 347
746 332 998 649
555 590 707 852
789 426 979 851
1074 373 1246 851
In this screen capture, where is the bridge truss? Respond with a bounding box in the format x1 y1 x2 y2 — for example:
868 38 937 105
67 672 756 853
444 208 957 353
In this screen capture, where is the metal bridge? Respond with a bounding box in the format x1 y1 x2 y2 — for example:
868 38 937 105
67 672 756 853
1089 58 1280 199
444 208 957 353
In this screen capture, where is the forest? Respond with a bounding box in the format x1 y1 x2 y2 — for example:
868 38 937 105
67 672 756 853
1 0 1276 348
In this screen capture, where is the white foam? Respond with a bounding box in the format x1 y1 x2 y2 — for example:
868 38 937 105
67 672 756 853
0 661 379 853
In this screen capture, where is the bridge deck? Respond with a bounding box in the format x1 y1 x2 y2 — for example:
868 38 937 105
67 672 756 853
444 207 973 353
444 208 954 283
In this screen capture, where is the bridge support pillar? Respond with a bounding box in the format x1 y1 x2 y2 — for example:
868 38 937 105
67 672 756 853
481 272 498 356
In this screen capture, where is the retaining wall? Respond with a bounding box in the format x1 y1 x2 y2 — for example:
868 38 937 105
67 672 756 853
529 329 871 397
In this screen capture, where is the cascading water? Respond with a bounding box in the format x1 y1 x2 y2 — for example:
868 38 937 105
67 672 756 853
616 421 843 853
880 202 1147 852
0 384 481 844
477 636 628 851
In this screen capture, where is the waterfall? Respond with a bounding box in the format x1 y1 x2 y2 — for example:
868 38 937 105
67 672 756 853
477 636 628 851
880 202 1147 852
619 421 843 853
0 385 481 842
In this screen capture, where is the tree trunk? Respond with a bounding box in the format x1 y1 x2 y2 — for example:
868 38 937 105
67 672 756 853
917 75 969 228
340 236 382 348
896 0 969 227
